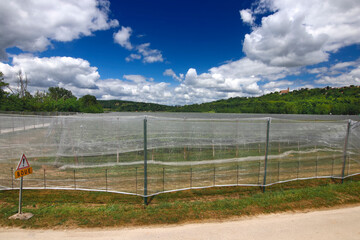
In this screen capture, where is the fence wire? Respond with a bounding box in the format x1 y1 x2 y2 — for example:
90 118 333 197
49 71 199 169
0 113 359 198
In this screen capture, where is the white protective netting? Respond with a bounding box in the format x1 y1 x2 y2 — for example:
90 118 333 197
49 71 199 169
0 113 359 197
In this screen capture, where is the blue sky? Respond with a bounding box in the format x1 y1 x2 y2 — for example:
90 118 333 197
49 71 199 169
0 0 360 105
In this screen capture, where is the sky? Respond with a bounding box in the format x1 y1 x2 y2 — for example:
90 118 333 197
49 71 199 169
0 0 360 106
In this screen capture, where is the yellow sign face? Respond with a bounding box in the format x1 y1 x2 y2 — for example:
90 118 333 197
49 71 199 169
15 167 33 179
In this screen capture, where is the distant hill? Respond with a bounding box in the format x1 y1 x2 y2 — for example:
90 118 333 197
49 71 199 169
99 100 172 112
99 86 360 115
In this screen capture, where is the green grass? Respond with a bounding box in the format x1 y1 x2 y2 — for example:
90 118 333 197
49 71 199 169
1 176 359 229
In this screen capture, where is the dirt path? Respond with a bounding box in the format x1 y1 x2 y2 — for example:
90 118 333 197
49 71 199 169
1 206 360 240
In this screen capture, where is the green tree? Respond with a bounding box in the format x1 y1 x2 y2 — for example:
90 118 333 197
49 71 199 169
79 94 103 113
48 87 75 101
0 71 9 100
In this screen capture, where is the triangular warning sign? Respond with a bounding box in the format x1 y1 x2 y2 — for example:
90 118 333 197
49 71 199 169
16 154 30 170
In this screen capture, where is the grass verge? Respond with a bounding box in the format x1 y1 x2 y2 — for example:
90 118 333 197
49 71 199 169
0 176 359 229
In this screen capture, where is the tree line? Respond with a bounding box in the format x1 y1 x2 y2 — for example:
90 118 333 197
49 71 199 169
170 86 360 115
100 86 360 115
1 71 359 115
0 71 103 113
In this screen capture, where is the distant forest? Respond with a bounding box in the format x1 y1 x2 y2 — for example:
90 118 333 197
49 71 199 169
100 86 360 115
0 71 103 113
1 71 359 115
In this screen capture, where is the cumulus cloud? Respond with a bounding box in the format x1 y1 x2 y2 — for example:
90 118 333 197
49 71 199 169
240 9 255 25
0 0 118 60
110 23 163 64
307 67 328 75
114 30 164 63
96 78 172 104
125 54 142 62
0 54 173 104
330 61 357 70
113 26 133 50
242 0 360 67
171 58 298 105
122 74 154 83
136 43 163 63
0 54 100 93
315 60 360 86
163 69 183 81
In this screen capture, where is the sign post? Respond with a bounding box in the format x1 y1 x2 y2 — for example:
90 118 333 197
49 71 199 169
9 154 34 220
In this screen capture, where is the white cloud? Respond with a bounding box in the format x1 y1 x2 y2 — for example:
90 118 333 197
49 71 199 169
125 54 142 62
171 58 299 105
0 54 100 93
123 74 148 83
136 43 163 63
116 32 164 63
308 67 328 74
263 80 293 89
240 9 255 25
330 61 357 70
242 0 360 67
163 69 183 81
315 61 360 86
0 54 173 104
113 26 133 50
0 0 118 60
95 78 172 104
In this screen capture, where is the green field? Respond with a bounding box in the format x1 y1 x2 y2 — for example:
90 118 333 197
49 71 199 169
1 177 360 228
1 142 359 198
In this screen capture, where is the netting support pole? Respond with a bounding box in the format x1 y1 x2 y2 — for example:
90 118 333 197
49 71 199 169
143 118 148 205
257 161 261 185
105 169 108 192
262 118 271 193
297 159 300 179
341 120 351 184
190 168 192 189
44 169 46 189
162 167 165 192
135 167 138 195
331 154 335 177
236 165 239 186
315 156 318 177
11 167 14 189
213 167 216 186
73 169 76 190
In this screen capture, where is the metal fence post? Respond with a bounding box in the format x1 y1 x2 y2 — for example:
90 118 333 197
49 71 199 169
257 161 261 185
190 167 192 188
263 118 271 192
236 165 239 186
11 167 14 189
341 120 351 183
73 169 76 190
331 154 335 177
44 169 46 189
105 169 108 192
135 167 138 195
143 117 148 205
297 159 300 179
162 167 165 192
213 167 216 186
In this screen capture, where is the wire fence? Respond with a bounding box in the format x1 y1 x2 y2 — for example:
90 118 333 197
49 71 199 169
0 113 359 203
